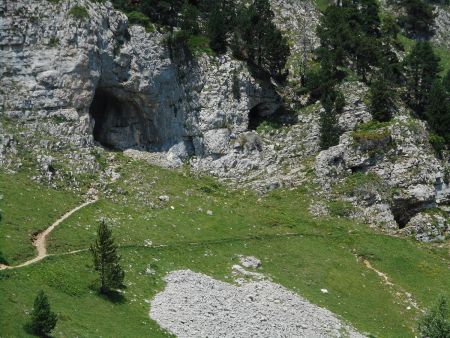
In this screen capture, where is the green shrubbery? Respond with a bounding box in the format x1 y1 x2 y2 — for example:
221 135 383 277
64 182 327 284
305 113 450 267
68 5 89 20
418 296 450 338
109 0 289 82
127 11 154 32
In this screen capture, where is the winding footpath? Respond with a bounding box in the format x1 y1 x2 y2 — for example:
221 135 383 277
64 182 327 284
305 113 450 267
0 196 98 271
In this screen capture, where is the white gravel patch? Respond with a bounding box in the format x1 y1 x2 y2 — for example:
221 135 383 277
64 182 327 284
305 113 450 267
150 270 365 338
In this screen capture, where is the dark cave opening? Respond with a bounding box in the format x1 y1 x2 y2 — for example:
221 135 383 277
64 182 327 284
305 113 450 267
248 103 269 130
89 88 153 150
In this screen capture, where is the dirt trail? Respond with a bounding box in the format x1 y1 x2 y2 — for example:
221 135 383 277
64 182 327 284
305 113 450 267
0 197 98 271
359 257 421 311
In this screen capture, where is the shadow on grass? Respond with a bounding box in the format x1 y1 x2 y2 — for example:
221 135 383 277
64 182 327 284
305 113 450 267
23 322 53 338
98 288 126 304
88 282 127 304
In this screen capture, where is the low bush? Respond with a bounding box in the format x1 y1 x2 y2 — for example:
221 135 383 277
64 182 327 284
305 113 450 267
68 5 89 20
418 296 450 338
429 133 446 158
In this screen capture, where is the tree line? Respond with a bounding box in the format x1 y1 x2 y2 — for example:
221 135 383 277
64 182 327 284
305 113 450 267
303 0 449 152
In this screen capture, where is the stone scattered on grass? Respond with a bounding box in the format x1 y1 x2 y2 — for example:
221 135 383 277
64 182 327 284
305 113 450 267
238 255 262 269
150 270 365 338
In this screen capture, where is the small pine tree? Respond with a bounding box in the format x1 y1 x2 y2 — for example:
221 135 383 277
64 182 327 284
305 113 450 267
418 296 450 338
90 221 125 293
369 77 394 122
30 291 58 337
207 4 228 54
319 90 342 150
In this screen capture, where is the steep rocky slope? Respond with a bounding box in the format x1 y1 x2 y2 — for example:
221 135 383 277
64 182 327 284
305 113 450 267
1 0 449 239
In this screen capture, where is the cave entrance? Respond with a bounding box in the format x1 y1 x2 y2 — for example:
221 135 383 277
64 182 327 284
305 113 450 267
248 103 269 130
89 88 152 150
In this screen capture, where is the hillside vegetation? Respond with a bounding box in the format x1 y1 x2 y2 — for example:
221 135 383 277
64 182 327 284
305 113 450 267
1 153 450 337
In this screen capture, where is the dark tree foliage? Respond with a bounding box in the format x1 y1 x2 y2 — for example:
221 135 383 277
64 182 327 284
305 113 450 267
206 4 228 54
426 80 450 144
179 1 200 35
403 41 440 116
90 221 125 293
232 0 290 81
418 296 450 338
395 0 436 39
316 0 384 81
443 70 450 93
111 0 184 28
30 291 58 337
369 77 394 122
319 90 343 150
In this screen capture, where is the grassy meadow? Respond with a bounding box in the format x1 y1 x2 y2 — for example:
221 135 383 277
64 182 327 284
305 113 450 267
0 153 449 337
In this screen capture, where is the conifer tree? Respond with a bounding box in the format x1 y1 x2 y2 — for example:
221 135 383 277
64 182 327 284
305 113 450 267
207 4 228 54
403 41 440 116
179 1 200 35
232 0 289 81
30 291 58 337
396 0 436 39
426 80 450 144
90 221 125 293
319 90 343 150
369 77 394 122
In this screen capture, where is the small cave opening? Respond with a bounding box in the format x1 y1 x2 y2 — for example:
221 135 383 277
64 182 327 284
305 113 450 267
89 88 155 151
391 201 430 229
248 103 273 130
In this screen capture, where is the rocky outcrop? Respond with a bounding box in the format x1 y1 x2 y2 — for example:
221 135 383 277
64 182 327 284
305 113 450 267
1 0 448 232
434 6 450 48
316 113 449 229
0 0 281 184
0 0 325 191
399 211 449 242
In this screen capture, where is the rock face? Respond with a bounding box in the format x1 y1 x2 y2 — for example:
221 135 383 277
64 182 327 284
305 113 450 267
400 211 449 242
150 270 365 338
434 5 450 48
1 0 449 231
315 113 449 229
0 0 280 176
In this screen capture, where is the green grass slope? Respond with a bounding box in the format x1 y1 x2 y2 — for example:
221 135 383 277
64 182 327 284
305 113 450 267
1 154 449 337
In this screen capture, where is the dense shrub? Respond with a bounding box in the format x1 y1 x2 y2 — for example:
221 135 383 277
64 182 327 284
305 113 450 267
418 296 450 338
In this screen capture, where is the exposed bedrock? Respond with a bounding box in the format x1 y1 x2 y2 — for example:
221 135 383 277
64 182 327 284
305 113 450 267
0 0 281 164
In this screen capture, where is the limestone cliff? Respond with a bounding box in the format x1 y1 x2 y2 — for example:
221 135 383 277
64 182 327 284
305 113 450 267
0 0 449 240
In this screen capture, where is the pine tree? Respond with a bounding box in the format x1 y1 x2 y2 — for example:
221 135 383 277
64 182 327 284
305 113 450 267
179 1 200 35
319 90 342 150
232 0 289 81
396 0 436 39
90 221 125 293
369 77 394 122
403 41 440 116
426 80 450 144
207 4 228 54
30 291 58 337
418 296 450 338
